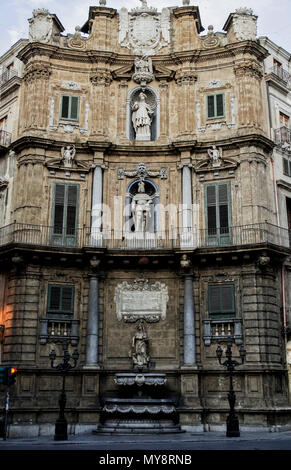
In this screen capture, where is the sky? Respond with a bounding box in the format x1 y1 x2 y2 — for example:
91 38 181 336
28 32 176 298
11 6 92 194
0 0 290 57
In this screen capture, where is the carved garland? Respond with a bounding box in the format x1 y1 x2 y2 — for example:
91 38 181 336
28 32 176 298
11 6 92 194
90 70 112 86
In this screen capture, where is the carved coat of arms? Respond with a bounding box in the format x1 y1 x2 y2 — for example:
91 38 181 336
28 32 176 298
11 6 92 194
29 9 53 43
119 1 170 55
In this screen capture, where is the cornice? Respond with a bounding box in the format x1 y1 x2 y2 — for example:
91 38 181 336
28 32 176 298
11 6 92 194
194 134 275 153
10 133 275 155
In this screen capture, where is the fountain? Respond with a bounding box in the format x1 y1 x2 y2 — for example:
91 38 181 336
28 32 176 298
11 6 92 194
96 320 182 434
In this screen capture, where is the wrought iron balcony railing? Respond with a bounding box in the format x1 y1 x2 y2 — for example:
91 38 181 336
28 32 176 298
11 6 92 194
0 68 18 86
270 65 290 84
274 126 291 146
0 130 11 147
0 222 290 251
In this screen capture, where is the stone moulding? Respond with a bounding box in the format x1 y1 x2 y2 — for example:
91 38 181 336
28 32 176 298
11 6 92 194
104 404 175 414
114 277 169 323
114 373 167 387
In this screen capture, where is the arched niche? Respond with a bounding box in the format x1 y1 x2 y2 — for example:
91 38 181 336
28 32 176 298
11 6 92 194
126 86 160 142
125 178 160 233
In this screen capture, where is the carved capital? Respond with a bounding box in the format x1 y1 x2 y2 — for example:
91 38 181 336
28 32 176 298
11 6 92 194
24 66 51 82
234 61 263 79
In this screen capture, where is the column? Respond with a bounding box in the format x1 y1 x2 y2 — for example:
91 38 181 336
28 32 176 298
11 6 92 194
91 165 103 246
184 273 196 365
85 274 99 367
182 164 193 230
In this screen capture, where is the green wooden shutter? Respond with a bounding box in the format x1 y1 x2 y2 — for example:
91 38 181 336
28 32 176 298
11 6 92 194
53 184 65 234
218 183 229 231
205 182 231 245
48 285 74 315
216 94 224 117
70 96 79 120
52 183 79 246
206 185 217 236
61 286 74 312
61 96 70 119
49 286 61 311
207 95 215 118
209 284 235 318
66 185 77 236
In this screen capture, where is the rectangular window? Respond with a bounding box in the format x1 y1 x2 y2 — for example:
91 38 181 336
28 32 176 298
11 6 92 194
283 158 291 177
280 112 290 128
208 284 235 319
205 182 231 245
47 285 74 317
207 93 225 119
51 183 79 246
0 115 7 130
60 95 80 121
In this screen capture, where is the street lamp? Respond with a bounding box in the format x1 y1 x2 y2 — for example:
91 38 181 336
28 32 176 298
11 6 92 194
49 340 79 441
216 342 246 437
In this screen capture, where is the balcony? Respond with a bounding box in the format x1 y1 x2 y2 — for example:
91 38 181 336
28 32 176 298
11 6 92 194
0 68 18 86
271 65 290 84
203 319 243 346
0 130 11 148
0 221 290 251
39 318 79 346
274 126 291 147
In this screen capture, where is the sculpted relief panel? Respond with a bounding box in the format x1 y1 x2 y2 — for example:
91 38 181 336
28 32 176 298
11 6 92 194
114 277 169 323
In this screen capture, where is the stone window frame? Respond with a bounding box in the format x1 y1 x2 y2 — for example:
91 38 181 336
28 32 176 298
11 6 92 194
39 279 81 346
206 92 225 120
283 156 291 177
208 283 236 319
46 283 75 320
59 94 80 122
201 274 243 346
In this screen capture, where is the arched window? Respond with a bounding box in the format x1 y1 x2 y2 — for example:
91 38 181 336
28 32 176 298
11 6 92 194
126 86 160 141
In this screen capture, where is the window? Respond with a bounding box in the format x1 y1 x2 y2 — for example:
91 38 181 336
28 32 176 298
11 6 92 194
60 95 80 121
208 284 235 319
51 183 79 246
280 112 290 128
47 285 74 317
205 182 231 245
274 59 282 68
0 115 7 130
207 93 224 119
283 158 291 177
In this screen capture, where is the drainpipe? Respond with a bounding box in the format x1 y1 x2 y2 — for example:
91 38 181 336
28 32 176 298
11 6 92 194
267 82 288 381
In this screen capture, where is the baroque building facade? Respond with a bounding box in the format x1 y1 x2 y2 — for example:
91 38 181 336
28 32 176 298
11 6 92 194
0 1 291 435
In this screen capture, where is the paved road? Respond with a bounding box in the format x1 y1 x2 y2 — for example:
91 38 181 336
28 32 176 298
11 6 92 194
1 430 291 450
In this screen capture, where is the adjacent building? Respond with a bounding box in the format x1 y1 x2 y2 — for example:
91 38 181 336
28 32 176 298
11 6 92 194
0 1 291 436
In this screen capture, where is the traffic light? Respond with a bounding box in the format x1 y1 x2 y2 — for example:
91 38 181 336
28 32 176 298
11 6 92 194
7 367 18 386
0 366 18 386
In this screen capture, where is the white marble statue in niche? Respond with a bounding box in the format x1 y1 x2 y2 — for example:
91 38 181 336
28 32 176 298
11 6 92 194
131 92 154 141
131 177 154 232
